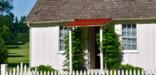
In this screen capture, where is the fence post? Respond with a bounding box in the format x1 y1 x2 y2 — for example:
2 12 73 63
1 64 7 75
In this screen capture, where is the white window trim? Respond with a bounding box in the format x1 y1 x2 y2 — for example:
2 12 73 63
58 50 65 54
123 49 139 53
115 24 138 53
121 24 138 53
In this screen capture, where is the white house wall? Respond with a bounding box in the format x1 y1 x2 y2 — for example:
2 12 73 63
115 23 156 70
30 26 65 70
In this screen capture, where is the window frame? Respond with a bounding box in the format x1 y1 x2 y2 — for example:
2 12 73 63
121 24 138 53
58 26 68 53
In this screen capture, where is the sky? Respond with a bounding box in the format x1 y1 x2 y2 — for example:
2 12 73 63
12 0 37 19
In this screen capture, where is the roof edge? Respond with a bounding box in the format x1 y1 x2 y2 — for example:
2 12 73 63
26 19 74 27
26 18 156 27
114 18 156 24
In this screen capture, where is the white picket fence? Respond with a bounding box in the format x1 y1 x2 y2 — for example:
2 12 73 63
1 63 156 75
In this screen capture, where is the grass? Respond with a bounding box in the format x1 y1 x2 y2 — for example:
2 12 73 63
7 43 29 67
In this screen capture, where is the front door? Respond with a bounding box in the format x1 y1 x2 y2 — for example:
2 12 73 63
84 27 100 69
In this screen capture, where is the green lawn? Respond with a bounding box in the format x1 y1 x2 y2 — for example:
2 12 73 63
7 43 29 67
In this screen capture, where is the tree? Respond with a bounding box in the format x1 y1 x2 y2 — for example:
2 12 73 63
0 35 7 64
96 24 123 69
0 14 14 43
9 16 29 44
0 0 13 64
10 16 29 33
0 0 13 15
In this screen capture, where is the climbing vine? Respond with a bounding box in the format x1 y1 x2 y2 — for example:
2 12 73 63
63 28 85 71
96 24 123 69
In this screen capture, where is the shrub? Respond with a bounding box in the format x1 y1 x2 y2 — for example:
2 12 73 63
118 64 142 70
31 65 56 72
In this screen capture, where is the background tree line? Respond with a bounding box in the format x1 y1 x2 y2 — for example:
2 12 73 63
0 0 29 64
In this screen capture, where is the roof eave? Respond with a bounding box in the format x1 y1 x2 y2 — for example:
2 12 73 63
26 18 156 27
114 18 156 24
26 19 74 27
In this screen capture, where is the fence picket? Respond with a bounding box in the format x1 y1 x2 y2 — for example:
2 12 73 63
91 70 94 75
72 71 74 75
43 71 46 75
12 68 16 75
9 70 12 75
117 70 120 75
6 71 8 75
47 71 50 75
110 70 113 75
76 71 78 75
87 70 89 75
16 65 19 75
80 71 83 75
141 70 144 75
133 69 136 75
84 71 86 75
40 71 43 75
20 63 23 73
129 69 132 75
51 71 53 75
54 71 57 75
137 69 140 75
106 70 109 75
95 70 97 75
113 70 116 75
125 70 128 75
36 71 39 75
121 69 124 75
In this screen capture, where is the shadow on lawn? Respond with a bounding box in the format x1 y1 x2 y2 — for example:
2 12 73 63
8 53 17 55
8 55 24 57
8 63 29 68
7 45 20 49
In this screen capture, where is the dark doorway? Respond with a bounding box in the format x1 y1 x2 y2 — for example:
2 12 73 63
88 27 100 69
95 27 100 69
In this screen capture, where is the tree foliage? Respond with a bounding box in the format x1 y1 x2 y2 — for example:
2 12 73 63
11 16 29 33
0 35 7 64
96 24 123 69
0 14 14 42
64 28 85 71
0 0 13 15
0 0 13 64
8 16 29 44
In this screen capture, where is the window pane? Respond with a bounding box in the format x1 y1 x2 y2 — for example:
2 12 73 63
132 31 136 36
132 24 136 28
122 24 137 50
59 26 68 51
127 44 132 50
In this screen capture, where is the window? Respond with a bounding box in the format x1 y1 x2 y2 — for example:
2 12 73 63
122 24 137 50
59 26 68 51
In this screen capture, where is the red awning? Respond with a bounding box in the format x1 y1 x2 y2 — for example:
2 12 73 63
65 18 112 27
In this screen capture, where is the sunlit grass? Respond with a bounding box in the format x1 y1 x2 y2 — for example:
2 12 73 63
7 43 29 67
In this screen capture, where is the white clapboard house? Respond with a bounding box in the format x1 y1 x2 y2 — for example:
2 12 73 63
26 0 156 70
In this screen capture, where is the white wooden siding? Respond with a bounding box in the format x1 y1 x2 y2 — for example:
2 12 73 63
115 23 156 70
30 26 65 70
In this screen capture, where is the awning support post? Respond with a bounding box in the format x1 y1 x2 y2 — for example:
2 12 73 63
100 26 104 70
69 28 72 72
